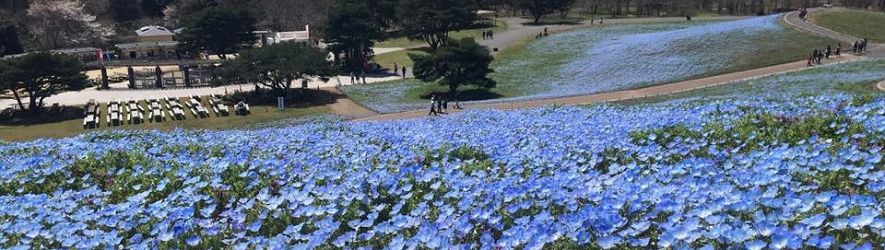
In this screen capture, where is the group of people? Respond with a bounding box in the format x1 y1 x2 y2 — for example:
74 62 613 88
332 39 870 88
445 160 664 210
807 44 841 66
806 38 870 67
853 39 869 54
482 30 495 40
392 63 408 79
349 71 367 84
428 95 462 116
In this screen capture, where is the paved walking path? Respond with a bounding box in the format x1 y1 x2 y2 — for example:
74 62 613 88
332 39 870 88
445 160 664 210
356 54 865 121
878 81 885 92
784 8 859 44
354 9 885 122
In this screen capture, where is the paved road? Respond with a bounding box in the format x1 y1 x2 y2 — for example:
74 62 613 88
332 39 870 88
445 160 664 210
784 8 859 44
355 10 885 122
5 12 878 123
357 54 866 121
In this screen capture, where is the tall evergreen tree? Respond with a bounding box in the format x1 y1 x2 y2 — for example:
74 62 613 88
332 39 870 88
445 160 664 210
325 0 384 71
396 0 478 49
0 24 24 56
176 6 256 59
410 37 495 96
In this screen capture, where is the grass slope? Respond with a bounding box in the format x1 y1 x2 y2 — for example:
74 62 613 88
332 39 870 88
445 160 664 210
375 20 507 48
343 16 836 113
623 59 885 105
814 9 885 42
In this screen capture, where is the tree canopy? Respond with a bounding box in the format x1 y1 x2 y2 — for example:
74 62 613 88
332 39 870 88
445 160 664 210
176 6 256 58
0 52 88 113
219 43 336 97
325 0 384 71
0 24 24 56
517 0 574 24
396 0 478 50
410 37 495 95
25 0 115 50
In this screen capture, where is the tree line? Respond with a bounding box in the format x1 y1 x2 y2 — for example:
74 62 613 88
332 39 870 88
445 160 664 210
481 0 884 17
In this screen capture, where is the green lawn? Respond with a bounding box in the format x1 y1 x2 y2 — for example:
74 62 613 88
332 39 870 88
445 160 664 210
375 20 508 48
372 49 430 70
343 18 836 113
0 102 327 141
814 9 885 42
622 59 885 106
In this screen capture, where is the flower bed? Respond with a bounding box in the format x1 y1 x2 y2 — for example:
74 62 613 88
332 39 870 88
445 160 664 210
1 91 883 248
344 15 834 113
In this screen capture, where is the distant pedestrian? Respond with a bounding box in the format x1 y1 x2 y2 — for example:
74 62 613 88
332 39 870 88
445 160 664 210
454 97 462 109
686 15 692 21
361 72 367 84
825 45 832 59
350 72 355 84
812 50 819 64
861 38 868 53
488 30 494 39
428 96 437 116
807 53 814 67
402 66 407 79
393 63 398 74
853 41 859 54
442 97 448 111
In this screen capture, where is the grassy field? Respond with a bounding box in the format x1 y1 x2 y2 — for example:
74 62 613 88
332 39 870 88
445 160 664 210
622 59 885 105
375 20 508 48
0 99 328 141
343 17 837 113
814 9 885 42
371 49 430 70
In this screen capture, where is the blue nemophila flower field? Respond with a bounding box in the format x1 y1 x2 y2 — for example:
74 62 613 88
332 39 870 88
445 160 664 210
345 15 832 114
0 92 883 249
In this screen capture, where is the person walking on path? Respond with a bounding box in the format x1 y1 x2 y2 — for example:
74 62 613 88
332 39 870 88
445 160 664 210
861 39 868 54
488 30 494 39
428 96 438 116
442 97 448 112
361 72 367 84
350 72 355 84
401 66 407 79
825 45 832 59
393 63 398 75
807 52 814 67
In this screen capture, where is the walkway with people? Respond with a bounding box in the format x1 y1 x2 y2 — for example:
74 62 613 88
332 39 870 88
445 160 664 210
355 8 885 122
358 54 867 121
3 10 880 124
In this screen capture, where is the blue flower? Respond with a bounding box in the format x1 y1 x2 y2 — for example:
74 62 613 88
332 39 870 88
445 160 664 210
185 235 201 246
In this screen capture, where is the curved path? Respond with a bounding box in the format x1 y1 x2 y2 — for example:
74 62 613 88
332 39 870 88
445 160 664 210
783 8 859 44
357 54 864 121
355 9 884 122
